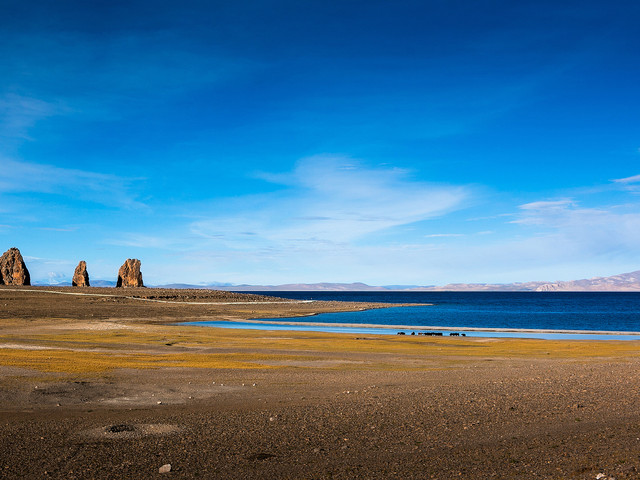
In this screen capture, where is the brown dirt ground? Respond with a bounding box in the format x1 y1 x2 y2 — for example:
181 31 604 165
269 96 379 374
1 286 640 479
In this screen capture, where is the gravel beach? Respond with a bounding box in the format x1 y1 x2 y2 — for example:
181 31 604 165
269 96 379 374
1 286 640 479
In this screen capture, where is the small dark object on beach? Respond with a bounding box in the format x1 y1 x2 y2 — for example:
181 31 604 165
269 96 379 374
411 331 415 335
397 332 405 335
247 453 277 461
108 424 136 433
450 332 460 336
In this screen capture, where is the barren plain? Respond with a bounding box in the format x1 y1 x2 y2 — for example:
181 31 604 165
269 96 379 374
1 286 640 479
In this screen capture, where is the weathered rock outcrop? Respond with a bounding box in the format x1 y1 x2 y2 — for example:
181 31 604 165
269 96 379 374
116 259 143 287
0 247 30 285
72 260 90 287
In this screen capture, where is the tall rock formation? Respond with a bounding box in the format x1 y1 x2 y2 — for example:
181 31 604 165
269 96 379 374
72 261 90 287
0 247 31 285
116 259 143 287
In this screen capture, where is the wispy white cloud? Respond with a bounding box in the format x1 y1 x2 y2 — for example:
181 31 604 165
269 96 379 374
316 197 640 284
0 94 66 143
611 174 640 195
0 157 145 209
230 195 640 285
512 198 640 256
191 156 471 249
1 29 259 156
424 233 465 238
466 213 514 222
38 226 78 232
3 30 257 118
613 174 640 184
104 233 177 249
518 199 575 210
512 199 578 225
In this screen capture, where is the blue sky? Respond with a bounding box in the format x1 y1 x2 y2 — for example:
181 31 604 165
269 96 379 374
2 0 640 285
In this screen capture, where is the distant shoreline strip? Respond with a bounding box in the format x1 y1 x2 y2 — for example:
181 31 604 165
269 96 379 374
229 318 640 337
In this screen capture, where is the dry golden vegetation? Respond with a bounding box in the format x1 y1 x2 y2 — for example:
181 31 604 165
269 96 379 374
2 318 640 379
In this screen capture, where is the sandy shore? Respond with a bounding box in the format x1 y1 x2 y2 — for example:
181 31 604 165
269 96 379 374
1 286 640 479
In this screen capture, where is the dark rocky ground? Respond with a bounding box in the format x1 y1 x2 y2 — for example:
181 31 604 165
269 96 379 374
0 285 392 323
3 360 640 479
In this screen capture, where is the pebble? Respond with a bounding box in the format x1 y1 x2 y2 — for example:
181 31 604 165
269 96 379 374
157 401 162 405
159 464 171 473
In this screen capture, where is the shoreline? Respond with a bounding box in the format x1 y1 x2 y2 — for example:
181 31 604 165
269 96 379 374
184 318 640 341
225 317 640 336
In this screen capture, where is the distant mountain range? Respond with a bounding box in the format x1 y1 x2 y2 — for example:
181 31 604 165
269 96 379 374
411 270 640 292
160 270 640 292
34 270 640 292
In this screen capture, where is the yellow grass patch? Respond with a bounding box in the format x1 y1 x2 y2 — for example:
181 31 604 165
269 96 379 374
0 348 311 374
161 326 640 359
1 322 639 376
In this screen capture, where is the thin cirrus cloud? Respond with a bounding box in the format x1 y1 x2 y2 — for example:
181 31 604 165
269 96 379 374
612 174 640 194
4 30 256 110
0 94 66 143
190 157 471 249
424 233 465 238
513 197 640 256
0 157 144 209
105 233 180 249
612 174 640 184
380 201 640 284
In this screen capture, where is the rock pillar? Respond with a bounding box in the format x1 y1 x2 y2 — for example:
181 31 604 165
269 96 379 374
116 259 143 287
72 260 90 287
0 247 30 285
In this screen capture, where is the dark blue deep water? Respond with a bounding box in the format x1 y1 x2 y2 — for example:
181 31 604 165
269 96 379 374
186 291 640 340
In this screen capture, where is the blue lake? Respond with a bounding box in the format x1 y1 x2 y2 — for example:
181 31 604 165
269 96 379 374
183 291 640 340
